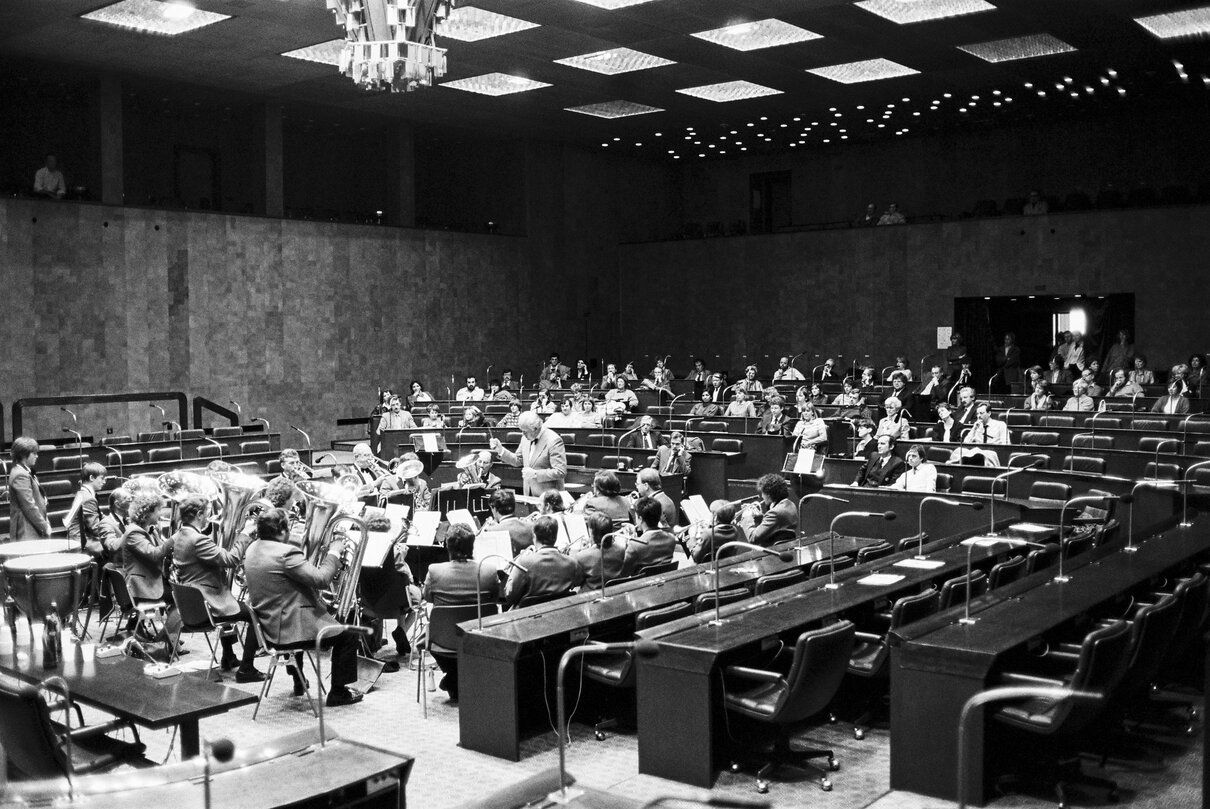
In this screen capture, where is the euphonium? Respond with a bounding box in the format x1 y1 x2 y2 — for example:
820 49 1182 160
295 480 367 620
205 461 269 553
157 470 220 534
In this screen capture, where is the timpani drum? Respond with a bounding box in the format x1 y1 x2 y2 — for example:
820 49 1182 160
0 539 76 600
2 553 93 623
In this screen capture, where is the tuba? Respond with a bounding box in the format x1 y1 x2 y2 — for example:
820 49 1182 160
295 480 369 620
157 470 221 535
205 460 269 554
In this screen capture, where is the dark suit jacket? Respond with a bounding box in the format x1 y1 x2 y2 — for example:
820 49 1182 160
121 524 174 601
653 490 679 529
995 345 1023 384
931 420 962 443
173 525 249 616
651 445 692 475
67 487 105 557
574 542 626 590
886 389 917 419
620 429 662 451
955 403 978 425
757 412 790 436
620 529 677 576
584 494 632 526
423 559 500 606
505 546 583 606
749 498 798 547
99 515 126 561
8 464 50 539
691 523 747 564
245 539 342 646
856 454 906 487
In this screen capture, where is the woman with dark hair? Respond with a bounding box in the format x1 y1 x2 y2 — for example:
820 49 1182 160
580 470 632 525
422 524 500 701
1129 354 1155 386
1188 354 1207 394
1025 379 1054 410
807 383 828 407
421 403 446 428
407 380 433 409
574 512 626 591
172 495 264 681
7 435 50 539
531 390 557 415
121 492 181 642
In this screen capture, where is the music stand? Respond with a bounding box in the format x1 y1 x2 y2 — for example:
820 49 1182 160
410 432 448 477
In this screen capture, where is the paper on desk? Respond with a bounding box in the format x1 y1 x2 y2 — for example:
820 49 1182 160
793 448 817 474
857 573 906 586
1007 523 1052 533
893 558 946 569
556 513 588 551
407 511 441 546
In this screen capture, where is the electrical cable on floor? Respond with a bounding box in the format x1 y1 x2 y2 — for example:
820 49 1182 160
161 726 177 764
539 649 558 740
563 648 589 747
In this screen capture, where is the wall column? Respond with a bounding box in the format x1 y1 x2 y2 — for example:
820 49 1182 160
264 104 284 218
394 123 416 227
98 75 123 205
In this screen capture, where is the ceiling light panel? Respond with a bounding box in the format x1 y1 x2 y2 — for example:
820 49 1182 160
855 0 995 25
807 58 920 84
437 7 540 42
690 19 822 51
1135 6 1210 39
959 33 1076 62
566 0 660 8
565 100 664 118
554 48 674 75
676 80 783 102
281 39 344 66
441 73 552 95
81 0 230 35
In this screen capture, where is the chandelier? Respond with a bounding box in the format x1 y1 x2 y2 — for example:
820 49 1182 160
328 0 454 92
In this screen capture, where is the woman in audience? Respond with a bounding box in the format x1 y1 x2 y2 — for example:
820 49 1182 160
724 388 757 418
407 380 433 409
808 382 829 406
371 389 393 417
1152 380 1191 414
421 403 445 428
689 500 746 564
793 402 828 453
457 406 493 429
690 390 722 418
544 398 577 428
622 363 640 381
1046 356 1071 385
574 512 626 591
1024 379 1055 410
577 398 602 429
1129 354 1155 386
498 400 523 429
1170 363 1194 397
422 525 500 702
930 402 962 442
851 418 877 459
876 397 911 441
1104 330 1135 374
890 446 937 492
885 356 913 383
1188 354 1206 394
531 390 557 415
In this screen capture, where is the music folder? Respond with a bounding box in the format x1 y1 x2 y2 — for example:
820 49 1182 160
413 432 447 454
407 511 441 546
680 494 711 525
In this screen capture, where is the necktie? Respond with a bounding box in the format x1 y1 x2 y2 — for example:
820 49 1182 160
982 425 989 443
645 434 653 449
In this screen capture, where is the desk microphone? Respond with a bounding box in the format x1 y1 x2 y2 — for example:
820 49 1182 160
987 459 1043 535
550 642 659 805
707 542 794 627
914 497 981 559
825 512 894 590
203 737 236 809
228 400 242 421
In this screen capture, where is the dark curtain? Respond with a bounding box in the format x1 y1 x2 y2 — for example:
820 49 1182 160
954 298 996 393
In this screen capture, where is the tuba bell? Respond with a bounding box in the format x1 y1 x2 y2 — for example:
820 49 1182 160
205 460 269 553
295 479 368 620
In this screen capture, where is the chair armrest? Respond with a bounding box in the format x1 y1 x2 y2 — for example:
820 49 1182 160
73 753 122 774
1055 642 1082 654
724 665 783 684
1043 649 1080 663
998 672 1065 687
67 718 132 741
853 631 885 644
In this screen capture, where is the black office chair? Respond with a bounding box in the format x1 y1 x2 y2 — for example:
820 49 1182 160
1071 434 1115 450
988 555 1028 589
754 568 806 595
1025 544 1060 575
515 590 575 609
1061 528 1097 560
635 560 679 578
723 620 857 793
584 601 694 740
848 589 940 739
694 587 749 614
991 621 1134 806
1008 453 1050 470
1028 481 1071 505
169 581 234 679
939 570 988 610
1147 573 1210 729
855 541 895 564
417 603 498 717
0 680 146 780
807 555 855 580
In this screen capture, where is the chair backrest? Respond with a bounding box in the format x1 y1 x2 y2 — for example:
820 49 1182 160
178 429 205 441
1063 455 1106 475
239 440 272 455
1194 440 1210 458
41 479 73 498
646 406 671 417
52 455 88 471
455 432 488 445
856 541 895 564
1028 481 1071 504
698 421 728 432
891 589 941 629
601 455 634 469
939 570 988 610
103 564 134 612
635 602 694 630
516 590 574 609
1020 431 1060 446
1072 434 1115 450
808 555 855 579
147 447 182 463
711 438 743 453
428 604 493 652
1117 594 1181 699
109 448 144 465
170 582 215 631
1145 462 1180 480
1129 418 1168 432
754 568 806 595
586 433 617 447
693 587 748 613
1062 528 1096 559
1025 544 1059 575
196 444 223 459
1039 415 1075 428
1008 453 1050 470
926 446 952 463
1139 436 1178 454
565 452 588 468
960 476 997 495
935 472 953 492
1004 411 1032 427
1057 621 1134 731
1163 573 1209 665
138 431 168 443
0 680 68 778
988 555 1027 589
635 560 678 578
212 426 244 438
100 435 133 446
773 620 857 724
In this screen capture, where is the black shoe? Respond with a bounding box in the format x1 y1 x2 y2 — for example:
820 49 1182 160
220 652 239 671
438 675 451 693
288 668 309 696
235 668 266 683
325 689 363 707
381 660 401 674
392 627 411 657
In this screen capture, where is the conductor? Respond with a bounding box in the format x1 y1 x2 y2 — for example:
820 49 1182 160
489 412 567 497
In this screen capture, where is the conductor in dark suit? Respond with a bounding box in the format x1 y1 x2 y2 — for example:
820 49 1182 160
244 508 362 707
491 412 567 496
505 516 583 607
748 473 798 547
854 435 906 487
7 436 51 539
172 495 264 682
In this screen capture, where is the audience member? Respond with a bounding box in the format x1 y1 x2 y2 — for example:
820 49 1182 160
994 332 1022 388
34 154 66 199
890 446 937 492
746 473 796 546
963 402 1009 445
621 414 662 450
877 202 906 225
1104 330 1135 374
757 396 790 435
876 397 911 441
651 431 692 475
1022 189 1049 215
931 402 962 442
455 376 485 403
773 356 805 381
1129 354 1155 386
855 203 878 227
690 390 722 418
853 435 904 487
724 388 757 418
1024 379 1055 410
1063 379 1095 411
1152 381 1191 414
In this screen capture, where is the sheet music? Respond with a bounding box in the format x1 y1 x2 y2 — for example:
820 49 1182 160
474 530 513 562
857 573 906 586
384 503 411 522
407 511 441 546
680 495 711 525
421 433 439 452
361 529 394 567
793 448 818 474
893 558 946 569
559 490 576 509
446 508 478 532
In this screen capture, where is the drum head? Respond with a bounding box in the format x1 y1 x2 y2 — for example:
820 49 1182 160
0 540 75 559
3 552 92 573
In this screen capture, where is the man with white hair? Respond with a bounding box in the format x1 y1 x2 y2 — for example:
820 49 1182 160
457 450 500 488
490 412 566 497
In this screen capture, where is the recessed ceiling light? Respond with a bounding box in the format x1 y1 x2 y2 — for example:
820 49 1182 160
807 58 919 83
856 0 994 24
690 19 822 51
959 33 1076 62
282 39 345 66
565 100 664 119
1135 6 1210 39
441 73 551 96
677 80 783 102
554 48 675 75
438 7 539 42
567 0 659 8
81 0 229 35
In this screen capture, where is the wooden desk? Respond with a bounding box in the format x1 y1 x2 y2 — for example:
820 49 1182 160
0 639 257 758
633 525 1036 788
457 532 875 761
889 516 1207 804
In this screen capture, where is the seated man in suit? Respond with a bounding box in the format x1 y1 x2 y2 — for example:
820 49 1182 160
575 512 626 591
620 497 677 576
954 386 979 425
67 462 109 560
747 473 797 546
854 435 906 488
885 372 917 418
914 365 949 416
244 508 362 707
962 402 1010 445
621 415 662 450
479 488 534 556
505 516 583 607
757 396 791 436
690 499 747 564
634 468 678 529
651 430 692 475
1078 367 1105 398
